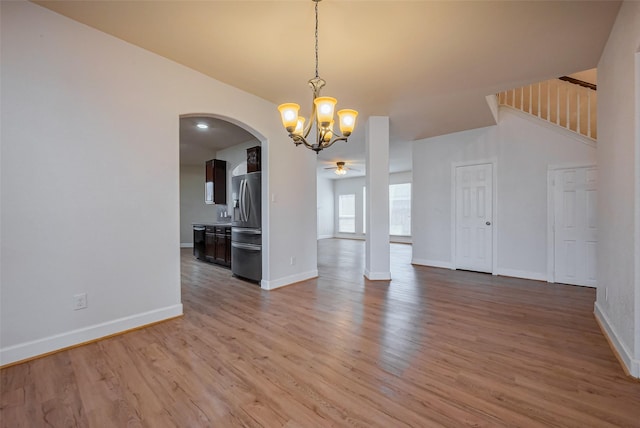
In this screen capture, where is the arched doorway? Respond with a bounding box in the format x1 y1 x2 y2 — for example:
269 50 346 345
179 113 266 285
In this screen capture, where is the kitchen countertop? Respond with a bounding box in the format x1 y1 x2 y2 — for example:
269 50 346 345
192 222 232 227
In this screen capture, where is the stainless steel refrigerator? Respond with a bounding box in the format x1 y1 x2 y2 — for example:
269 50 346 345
231 172 261 283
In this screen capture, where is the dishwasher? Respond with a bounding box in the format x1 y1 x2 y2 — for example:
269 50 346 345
193 225 206 261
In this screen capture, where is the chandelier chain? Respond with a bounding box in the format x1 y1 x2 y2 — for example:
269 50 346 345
314 0 319 79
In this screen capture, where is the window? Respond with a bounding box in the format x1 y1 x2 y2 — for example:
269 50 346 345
389 183 411 236
338 194 356 233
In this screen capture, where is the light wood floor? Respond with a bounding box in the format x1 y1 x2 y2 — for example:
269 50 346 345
2 239 640 427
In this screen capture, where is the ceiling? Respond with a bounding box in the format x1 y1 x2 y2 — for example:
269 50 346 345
180 116 258 166
33 0 621 178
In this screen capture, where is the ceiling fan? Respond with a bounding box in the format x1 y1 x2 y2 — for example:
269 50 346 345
324 161 360 176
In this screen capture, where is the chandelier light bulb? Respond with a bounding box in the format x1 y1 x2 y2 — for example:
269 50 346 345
293 117 306 136
314 97 337 127
278 103 300 132
338 109 358 137
320 104 332 115
323 120 334 142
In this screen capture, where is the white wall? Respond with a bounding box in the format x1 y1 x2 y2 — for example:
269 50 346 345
595 1 640 378
412 108 596 279
333 171 412 243
179 165 218 245
0 1 318 365
317 177 334 239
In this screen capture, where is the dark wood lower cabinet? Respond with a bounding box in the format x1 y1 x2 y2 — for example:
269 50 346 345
225 229 231 266
213 229 227 265
205 228 216 263
204 225 231 268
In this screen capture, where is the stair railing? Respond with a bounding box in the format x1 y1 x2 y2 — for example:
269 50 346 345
497 77 597 140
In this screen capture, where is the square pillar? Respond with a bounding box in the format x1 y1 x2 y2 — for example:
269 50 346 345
364 116 391 280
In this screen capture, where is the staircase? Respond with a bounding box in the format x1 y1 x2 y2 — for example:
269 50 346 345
497 76 597 140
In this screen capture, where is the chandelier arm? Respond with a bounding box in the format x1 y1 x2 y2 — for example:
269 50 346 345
290 136 302 146
302 122 313 140
322 136 348 150
302 106 315 139
291 134 313 150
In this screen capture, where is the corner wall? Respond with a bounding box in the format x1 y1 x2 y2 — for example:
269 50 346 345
317 177 334 239
411 108 596 279
0 1 318 365
595 1 640 378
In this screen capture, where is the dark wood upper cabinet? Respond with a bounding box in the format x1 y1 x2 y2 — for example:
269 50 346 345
205 159 227 205
246 146 261 173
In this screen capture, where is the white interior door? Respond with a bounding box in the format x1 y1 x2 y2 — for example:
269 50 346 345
455 163 493 273
553 167 597 287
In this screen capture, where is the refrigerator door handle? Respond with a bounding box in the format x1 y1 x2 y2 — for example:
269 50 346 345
241 179 247 222
244 180 251 222
232 242 261 251
232 227 261 235
239 179 246 222
238 179 242 222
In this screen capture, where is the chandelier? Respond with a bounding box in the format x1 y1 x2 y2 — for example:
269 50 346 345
277 0 358 154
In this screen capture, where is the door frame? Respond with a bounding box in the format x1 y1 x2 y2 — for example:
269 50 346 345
451 158 498 274
546 163 597 283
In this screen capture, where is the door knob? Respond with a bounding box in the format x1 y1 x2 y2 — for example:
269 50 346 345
486 221 491 226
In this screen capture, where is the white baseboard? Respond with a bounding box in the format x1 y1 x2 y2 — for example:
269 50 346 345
495 268 547 282
411 258 454 269
261 270 318 290
390 235 412 244
411 261 547 282
364 269 391 281
0 304 183 366
180 243 193 248
594 302 639 378
317 234 334 240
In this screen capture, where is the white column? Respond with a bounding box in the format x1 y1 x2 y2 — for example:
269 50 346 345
364 116 391 280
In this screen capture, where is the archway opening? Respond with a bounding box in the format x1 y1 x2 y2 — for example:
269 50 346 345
178 113 266 288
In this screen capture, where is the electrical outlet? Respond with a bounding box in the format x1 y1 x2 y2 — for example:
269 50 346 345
605 287 608 302
73 293 88 310
290 256 296 266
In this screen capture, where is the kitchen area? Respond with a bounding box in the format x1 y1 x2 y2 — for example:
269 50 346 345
180 115 263 284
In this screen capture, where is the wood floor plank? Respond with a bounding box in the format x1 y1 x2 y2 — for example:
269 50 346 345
2 239 640 427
